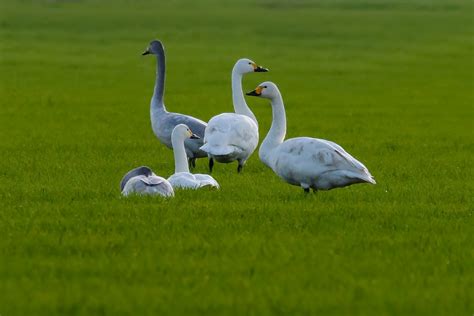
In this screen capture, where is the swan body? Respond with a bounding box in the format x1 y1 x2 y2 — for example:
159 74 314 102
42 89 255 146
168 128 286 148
200 58 267 172
143 40 207 166
168 172 219 190
168 124 220 190
246 82 375 192
120 166 174 197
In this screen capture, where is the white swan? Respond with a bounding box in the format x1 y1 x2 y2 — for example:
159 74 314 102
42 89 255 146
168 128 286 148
168 124 220 189
200 58 268 173
120 166 174 197
142 40 207 167
246 82 376 193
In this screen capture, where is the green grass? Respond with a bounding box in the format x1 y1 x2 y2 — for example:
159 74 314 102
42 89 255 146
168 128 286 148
1 0 473 314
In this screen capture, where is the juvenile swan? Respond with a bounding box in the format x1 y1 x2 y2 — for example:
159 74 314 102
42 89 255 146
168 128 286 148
168 124 220 190
120 166 174 197
246 82 376 193
143 40 207 167
200 58 268 173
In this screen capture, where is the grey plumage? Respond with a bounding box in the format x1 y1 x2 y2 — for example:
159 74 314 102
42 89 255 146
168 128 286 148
120 166 154 191
143 40 207 162
120 166 174 197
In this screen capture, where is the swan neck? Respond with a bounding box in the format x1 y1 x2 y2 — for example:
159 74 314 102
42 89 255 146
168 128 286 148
171 133 190 173
261 94 286 158
231 69 257 123
151 50 166 112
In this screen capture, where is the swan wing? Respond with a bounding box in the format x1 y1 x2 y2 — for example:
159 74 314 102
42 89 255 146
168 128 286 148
152 112 207 158
273 137 375 185
194 174 220 189
321 139 370 172
122 175 174 197
166 113 207 137
167 172 200 189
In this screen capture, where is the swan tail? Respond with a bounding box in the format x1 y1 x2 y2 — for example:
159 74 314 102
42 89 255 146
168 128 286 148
356 171 376 184
200 144 240 156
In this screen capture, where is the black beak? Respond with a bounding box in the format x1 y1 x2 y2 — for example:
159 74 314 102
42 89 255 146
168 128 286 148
246 89 261 97
142 49 150 56
254 66 269 72
190 134 200 139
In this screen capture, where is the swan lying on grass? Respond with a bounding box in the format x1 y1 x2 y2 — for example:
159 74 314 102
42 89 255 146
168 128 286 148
168 124 220 190
120 166 174 197
246 82 376 193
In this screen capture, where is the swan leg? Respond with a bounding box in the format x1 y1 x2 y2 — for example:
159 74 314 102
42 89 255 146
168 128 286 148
188 158 196 169
237 160 243 173
301 183 310 193
209 157 214 173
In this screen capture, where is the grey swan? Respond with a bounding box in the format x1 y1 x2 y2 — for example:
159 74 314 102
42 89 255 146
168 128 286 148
120 166 174 197
142 40 207 167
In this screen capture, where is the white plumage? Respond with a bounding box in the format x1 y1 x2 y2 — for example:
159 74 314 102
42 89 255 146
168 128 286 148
168 124 220 190
246 82 376 192
167 172 219 190
201 58 267 172
201 113 258 162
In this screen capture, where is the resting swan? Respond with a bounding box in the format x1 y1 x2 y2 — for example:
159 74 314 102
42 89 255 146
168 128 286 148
200 58 268 173
120 166 174 197
246 82 376 193
142 40 207 167
168 124 220 190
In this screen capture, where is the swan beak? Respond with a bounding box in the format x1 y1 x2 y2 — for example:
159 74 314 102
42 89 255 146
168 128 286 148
254 66 269 72
190 134 200 139
142 49 150 56
246 86 262 97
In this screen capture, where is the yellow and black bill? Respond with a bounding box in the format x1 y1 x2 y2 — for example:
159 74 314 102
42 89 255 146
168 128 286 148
246 86 263 96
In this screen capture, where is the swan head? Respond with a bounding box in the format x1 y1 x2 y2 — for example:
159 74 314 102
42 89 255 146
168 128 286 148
120 166 154 191
233 58 268 74
142 40 164 56
172 124 200 141
246 81 279 99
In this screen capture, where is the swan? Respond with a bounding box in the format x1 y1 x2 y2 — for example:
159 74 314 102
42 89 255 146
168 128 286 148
120 166 174 197
200 58 268 172
142 40 207 168
246 82 376 193
167 124 220 190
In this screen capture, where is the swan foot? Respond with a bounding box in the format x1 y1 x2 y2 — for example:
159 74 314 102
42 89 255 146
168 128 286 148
237 164 242 173
303 188 310 193
209 157 214 173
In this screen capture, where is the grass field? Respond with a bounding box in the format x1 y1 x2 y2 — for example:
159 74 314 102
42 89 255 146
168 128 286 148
1 0 473 314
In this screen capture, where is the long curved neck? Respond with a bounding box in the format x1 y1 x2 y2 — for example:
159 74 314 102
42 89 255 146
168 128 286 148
171 134 189 173
232 69 257 123
259 92 286 165
151 48 167 112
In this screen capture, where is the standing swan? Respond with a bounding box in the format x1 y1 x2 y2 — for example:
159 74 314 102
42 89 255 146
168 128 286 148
246 82 376 193
200 58 268 172
168 124 220 190
142 40 207 167
120 166 174 197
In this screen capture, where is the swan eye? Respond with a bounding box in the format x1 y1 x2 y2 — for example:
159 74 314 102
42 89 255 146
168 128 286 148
248 62 251 65
264 86 267 88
